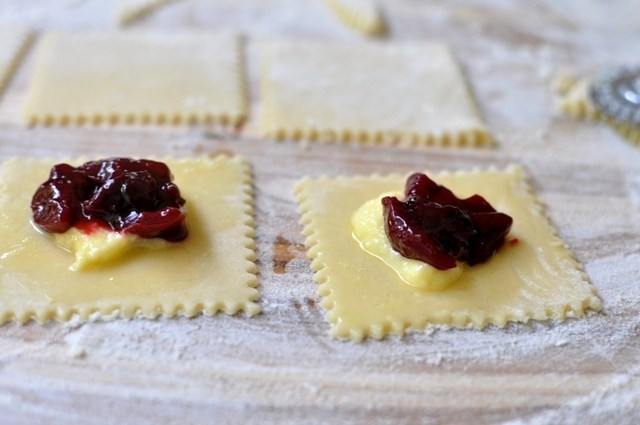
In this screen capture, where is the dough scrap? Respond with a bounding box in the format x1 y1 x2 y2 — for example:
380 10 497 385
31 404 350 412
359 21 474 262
0 155 260 324
295 165 601 341
114 0 184 26
23 30 247 126
554 74 640 146
262 40 492 147
0 28 33 97
322 0 386 36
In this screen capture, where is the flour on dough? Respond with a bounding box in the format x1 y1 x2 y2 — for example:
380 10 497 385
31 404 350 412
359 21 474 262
262 40 492 147
0 156 260 324
23 30 247 126
295 165 601 341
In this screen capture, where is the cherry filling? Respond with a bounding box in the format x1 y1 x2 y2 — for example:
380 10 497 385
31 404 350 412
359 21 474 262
31 158 188 241
382 173 513 270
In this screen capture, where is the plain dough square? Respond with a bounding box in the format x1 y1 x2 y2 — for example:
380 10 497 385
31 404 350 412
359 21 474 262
262 40 491 146
0 28 33 96
295 165 601 341
23 30 247 126
0 156 259 324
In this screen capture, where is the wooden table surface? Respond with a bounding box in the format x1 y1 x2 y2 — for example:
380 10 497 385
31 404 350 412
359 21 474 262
0 1 639 424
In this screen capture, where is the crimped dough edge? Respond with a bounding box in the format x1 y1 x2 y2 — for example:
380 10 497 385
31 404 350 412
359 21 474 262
294 165 601 341
263 125 493 148
0 154 260 325
0 28 34 96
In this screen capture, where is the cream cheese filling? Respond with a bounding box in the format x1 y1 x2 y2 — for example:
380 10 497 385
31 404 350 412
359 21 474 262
51 226 170 271
351 193 463 290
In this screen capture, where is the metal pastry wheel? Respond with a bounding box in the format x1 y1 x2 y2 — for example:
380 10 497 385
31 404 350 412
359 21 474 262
590 66 640 126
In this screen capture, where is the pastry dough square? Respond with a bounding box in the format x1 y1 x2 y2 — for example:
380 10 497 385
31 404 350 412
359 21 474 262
295 165 601 341
0 156 259 324
23 30 246 126
262 40 491 146
0 28 33 96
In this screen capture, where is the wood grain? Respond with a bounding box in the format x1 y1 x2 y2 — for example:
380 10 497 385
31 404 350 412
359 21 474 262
0 1 639 424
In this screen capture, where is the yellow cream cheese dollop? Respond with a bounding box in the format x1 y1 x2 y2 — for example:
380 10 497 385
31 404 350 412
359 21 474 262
53 227 169 271
351 194 463 290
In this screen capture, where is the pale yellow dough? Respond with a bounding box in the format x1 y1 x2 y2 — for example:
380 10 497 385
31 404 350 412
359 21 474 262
322 0 386 36
554 74 640 146
262 40 492 147
0 156 260 324
23 30 246 126
295 165 601 341
0 28 33 96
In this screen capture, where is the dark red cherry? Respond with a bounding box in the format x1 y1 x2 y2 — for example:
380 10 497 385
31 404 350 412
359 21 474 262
123 207 188 241
382 196 457 270
31 180 79 233
382 173 512 270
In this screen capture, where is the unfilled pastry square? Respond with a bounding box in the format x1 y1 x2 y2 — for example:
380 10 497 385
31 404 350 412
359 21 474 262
23 30 246 126
295 165 601 341
262 40 491 146
0 28 33 96
0 156 259 323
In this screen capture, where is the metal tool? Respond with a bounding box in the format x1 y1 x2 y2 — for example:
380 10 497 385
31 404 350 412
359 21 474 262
589 66 640 126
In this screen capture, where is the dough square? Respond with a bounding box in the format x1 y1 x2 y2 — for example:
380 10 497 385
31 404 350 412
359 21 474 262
0 156 260 324
0 28 33 96
23 30 247 126
295 165 601 341
262 40 491 147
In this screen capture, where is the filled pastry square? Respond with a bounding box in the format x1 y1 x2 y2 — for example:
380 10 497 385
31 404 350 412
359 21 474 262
0 156 259 323
23 30 246 126
262 40 491 146
295 165 601 341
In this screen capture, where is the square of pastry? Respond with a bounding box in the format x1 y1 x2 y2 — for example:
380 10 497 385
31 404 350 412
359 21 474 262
0 28 33 96
295 165 601 341
23 30 246 126
0 155 259 323
262 40 491 146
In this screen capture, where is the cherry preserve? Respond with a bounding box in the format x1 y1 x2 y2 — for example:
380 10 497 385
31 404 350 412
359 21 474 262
382 173 512 270
31 158 188 241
